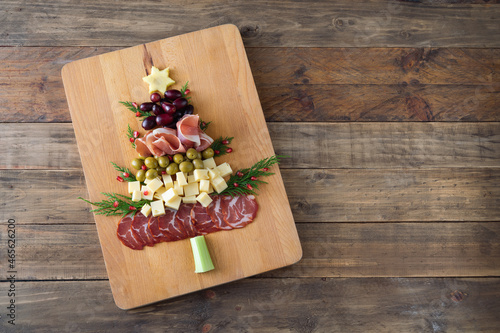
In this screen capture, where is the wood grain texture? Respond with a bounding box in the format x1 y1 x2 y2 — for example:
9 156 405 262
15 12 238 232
6 222 499 280
61 24 301 309
1 1 500 47
3 168 499 224
1 278 499 332
1 47 499 122
2 122 499 170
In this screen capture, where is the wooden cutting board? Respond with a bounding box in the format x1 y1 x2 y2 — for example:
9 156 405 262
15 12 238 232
61 24 302 309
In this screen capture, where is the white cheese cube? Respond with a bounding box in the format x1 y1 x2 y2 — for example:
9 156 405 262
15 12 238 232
141 204 151 217
199 179 210 193
211 176 228 194
161 188 178 203
151 200 165 217
153 186 167 200
146 177 163 193
196 192 213 207
188 174 197 184
141 185 154 200
176 171 188 186
182 195 197 204
162 174 174 190
128 181 140 194
203 157 217 169
184 182 199 197
208 168 220 180
174 181 184 196
131 189 142 202
194 169 209 182
165 195 182 210
215 162 233 178
144 176 159 185
207 183 214 194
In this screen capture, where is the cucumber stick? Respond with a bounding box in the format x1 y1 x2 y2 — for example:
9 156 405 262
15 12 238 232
190 235 215 273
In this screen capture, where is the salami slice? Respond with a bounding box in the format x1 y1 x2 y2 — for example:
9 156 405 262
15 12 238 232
206 196 233 230
191 203 218 235
158 208 186 241
175 203 197 238
222 195 258 228
117 213 145 250
131 212 156 246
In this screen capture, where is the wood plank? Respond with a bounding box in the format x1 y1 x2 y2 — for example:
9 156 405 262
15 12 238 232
1 2 499 47
9 222 500 280
1 278 499 332
2 168 499 223
2 123 499 170
1 47 499 122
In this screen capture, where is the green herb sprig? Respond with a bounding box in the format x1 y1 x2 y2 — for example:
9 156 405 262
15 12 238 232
220 155 285 197
199 119 211 132
79 193 151 217
119 101 153 120
211 136 234 157
127 124 136 149
111 162 137 182
180 81 191 102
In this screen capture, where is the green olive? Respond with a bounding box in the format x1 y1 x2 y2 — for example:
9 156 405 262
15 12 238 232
186 148 198 160
173 153 184 164
156 166 166 174
179 161 194 173
202 148 214 159
131 158 144 170
192 159 204 169
144 157 158 169
145 169 158 180
158 156 169 168
166 163 179 175
197 151 202 160
136 169 146 182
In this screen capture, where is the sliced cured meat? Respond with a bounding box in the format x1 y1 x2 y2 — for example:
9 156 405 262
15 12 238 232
206 196 233 230
221 195 258 228
145 131 166 157
135 136 152 157
177 114 201 148
148 216 170 242
175 203 197 238
196 132 214 152
131 212 156 246
158 208 186 241
191 202 218 235
117 213 145 250
152 128 186 155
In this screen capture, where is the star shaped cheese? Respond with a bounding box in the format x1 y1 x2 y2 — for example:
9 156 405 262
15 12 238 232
142 66 175 94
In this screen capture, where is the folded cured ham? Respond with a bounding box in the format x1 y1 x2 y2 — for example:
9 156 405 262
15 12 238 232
135 115 213 157
117 195 258 250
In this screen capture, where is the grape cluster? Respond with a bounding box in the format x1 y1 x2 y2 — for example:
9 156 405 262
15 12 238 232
140 89 194 130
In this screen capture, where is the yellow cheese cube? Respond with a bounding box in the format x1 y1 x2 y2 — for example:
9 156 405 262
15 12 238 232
184 182 199 197
174 181 184 196
211 176 228 193
176 171 188 186
203 157 217 169
153 186 167 200
182 195 197 204
207 183 214 194
208 168 220 180
144 176 160 185
141 185 154 200
146 177 163 193
128 181 140 194
188 174 197 184
151 200 165 217
215 162 232 178
194 169 209 182
196 192 213 207
161 188 178 202
131 189 142 202
165 195 182 210
141 204 151 217
199 179 210 193
162 174 174 190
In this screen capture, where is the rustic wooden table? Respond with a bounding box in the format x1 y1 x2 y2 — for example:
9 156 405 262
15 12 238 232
1 1 499 332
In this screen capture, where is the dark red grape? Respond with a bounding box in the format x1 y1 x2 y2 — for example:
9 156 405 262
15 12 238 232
161 102 176 115
142 116 157 130
152 104 163 116
150 92 161 103
165 89 182 101
173 98 188 111
156 113 174 126
164 122 177 129
184 105 194 115
139 102 155 111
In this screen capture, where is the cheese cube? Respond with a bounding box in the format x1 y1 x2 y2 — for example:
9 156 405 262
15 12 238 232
207 183 214 194
194 169 209 182
176 171 188 186
208 168 220 180
131 189 142 202
188 174 197 184
151 200 165 217
128 181 140 194
199 179 210 193
141 204 151 217
215 162 233 178
141 185 154 200
146 177 163 193
196 192 213 207
203 157 217 169
174 181 184 196
162 174 174 190
182 195 197 204
161 188 178 203
165 195 182 210
211 176 228 193
153 186 167 200
184 182 199 197
144 176 159 185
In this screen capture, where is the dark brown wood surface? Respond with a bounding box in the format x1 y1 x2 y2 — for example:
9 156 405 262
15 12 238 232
1 0 499 331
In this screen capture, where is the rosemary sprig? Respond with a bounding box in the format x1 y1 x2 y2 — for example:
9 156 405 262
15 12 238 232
119 101 153 120
180 81 191 102
127 124 136 149
220 155 285 197
79 193 151 217
199 119 211 132
111 162 137 182
211 136 234 157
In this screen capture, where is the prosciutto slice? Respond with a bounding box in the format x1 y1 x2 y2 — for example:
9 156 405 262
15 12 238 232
152 128 186 155
177 115 201 148
197 132 214 152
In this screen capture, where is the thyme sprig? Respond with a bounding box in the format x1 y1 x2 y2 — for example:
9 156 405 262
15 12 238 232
211 136 234 157
79 193 151 217
127 124 136 149
220 155 286 197
119 101 153 120
111 162 137 182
